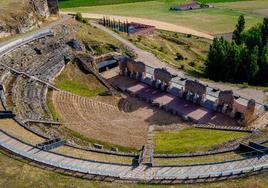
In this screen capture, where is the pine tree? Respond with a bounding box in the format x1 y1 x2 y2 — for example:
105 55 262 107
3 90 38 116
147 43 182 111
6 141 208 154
232 15 245 45
261 18 268 47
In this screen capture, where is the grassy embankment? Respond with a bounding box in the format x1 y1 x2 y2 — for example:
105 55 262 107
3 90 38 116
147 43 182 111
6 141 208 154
154 128 248 154
60 0 265 34
1 150 268 187
120 29 211 75
46 63 137 152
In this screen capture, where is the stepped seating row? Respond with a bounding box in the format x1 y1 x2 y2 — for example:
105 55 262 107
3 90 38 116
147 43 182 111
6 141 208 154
0 36 69 81
11 76 52 120
0 32 72 121
53 91 147 148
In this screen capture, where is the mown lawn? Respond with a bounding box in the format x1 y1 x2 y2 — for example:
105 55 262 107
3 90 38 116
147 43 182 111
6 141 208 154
61 0 264 34
154 128 248 154
53 63 106 98
1 151 268 188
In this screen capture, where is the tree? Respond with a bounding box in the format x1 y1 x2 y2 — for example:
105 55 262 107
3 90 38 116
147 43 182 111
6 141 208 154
206 37 228 81
243 25 262 50
257 46 268 84
225 42 241 81
261 18 268 47
232 15 245 45
237 46 259 83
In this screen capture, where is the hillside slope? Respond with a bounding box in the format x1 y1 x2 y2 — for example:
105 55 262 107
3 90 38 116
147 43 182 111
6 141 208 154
0 0 50 38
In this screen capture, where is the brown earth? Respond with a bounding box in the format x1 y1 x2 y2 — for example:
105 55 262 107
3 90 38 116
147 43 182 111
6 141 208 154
52 90 188 149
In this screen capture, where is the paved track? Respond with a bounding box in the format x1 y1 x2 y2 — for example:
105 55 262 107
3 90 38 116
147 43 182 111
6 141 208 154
0 130 267 182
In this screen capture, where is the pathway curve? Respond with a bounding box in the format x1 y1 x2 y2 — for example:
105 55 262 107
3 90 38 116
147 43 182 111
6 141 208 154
91 22 267 104
0 129 267 183
61 12 214 40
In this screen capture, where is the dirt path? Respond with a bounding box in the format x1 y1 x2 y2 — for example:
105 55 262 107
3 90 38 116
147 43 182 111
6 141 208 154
91 22 267 103
61 12 214 40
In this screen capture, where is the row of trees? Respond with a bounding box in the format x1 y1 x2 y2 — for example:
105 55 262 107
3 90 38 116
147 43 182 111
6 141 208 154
206 16 268 85
102 17 129 34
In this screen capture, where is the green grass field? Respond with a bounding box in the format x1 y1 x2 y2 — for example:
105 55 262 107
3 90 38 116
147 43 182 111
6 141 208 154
61 0 266 34
58 0 251 8
54 63 106 98
1 151 268 188
154 128 248 154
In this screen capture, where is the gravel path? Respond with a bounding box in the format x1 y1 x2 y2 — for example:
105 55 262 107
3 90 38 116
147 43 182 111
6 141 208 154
1 129 267 182
61 12 214 40
90 22 268 104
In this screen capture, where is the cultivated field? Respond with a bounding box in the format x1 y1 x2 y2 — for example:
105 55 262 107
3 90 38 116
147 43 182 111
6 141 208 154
60 0 266 34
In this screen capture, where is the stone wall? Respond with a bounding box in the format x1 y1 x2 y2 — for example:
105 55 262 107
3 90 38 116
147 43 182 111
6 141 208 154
0 0 51 38
47 0 59 15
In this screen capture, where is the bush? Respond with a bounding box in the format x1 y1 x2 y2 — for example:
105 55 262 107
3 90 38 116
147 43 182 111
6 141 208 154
75 12 83 22
189 61 196 67
241 82 249 88
175 52 184 61
75 12 88 24
159 47 164 52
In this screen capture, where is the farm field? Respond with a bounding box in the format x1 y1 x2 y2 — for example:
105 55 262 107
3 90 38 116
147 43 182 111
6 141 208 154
154 128 248 154
58 0 252 8
60 0 267 34
1 150 268 188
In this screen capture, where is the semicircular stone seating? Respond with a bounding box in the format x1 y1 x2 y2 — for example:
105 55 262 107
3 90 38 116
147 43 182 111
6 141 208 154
0 22 267 184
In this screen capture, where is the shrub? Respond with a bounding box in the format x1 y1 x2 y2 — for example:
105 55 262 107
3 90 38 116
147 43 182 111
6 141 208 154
75 12 88 24
175 52 184 61
159 47 164 52
189 61 196 67
241 82 249 88
75 12 83 22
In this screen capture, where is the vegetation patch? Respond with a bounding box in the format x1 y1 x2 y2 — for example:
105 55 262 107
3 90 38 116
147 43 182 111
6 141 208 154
53 62 106 98
206 16 268 86
59 0 156 8
61 1 263 34
154 128 248 154
121 30 210 75
154 152 242 165
59 0 251 8
0 150 268 187
46 90 63 122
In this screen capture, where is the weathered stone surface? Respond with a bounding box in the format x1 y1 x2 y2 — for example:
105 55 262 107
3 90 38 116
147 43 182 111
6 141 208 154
244 99 256 126
218 90 234 106
154 68 172 84
185 80 206 96
47 0 59 15
0 0 51 37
